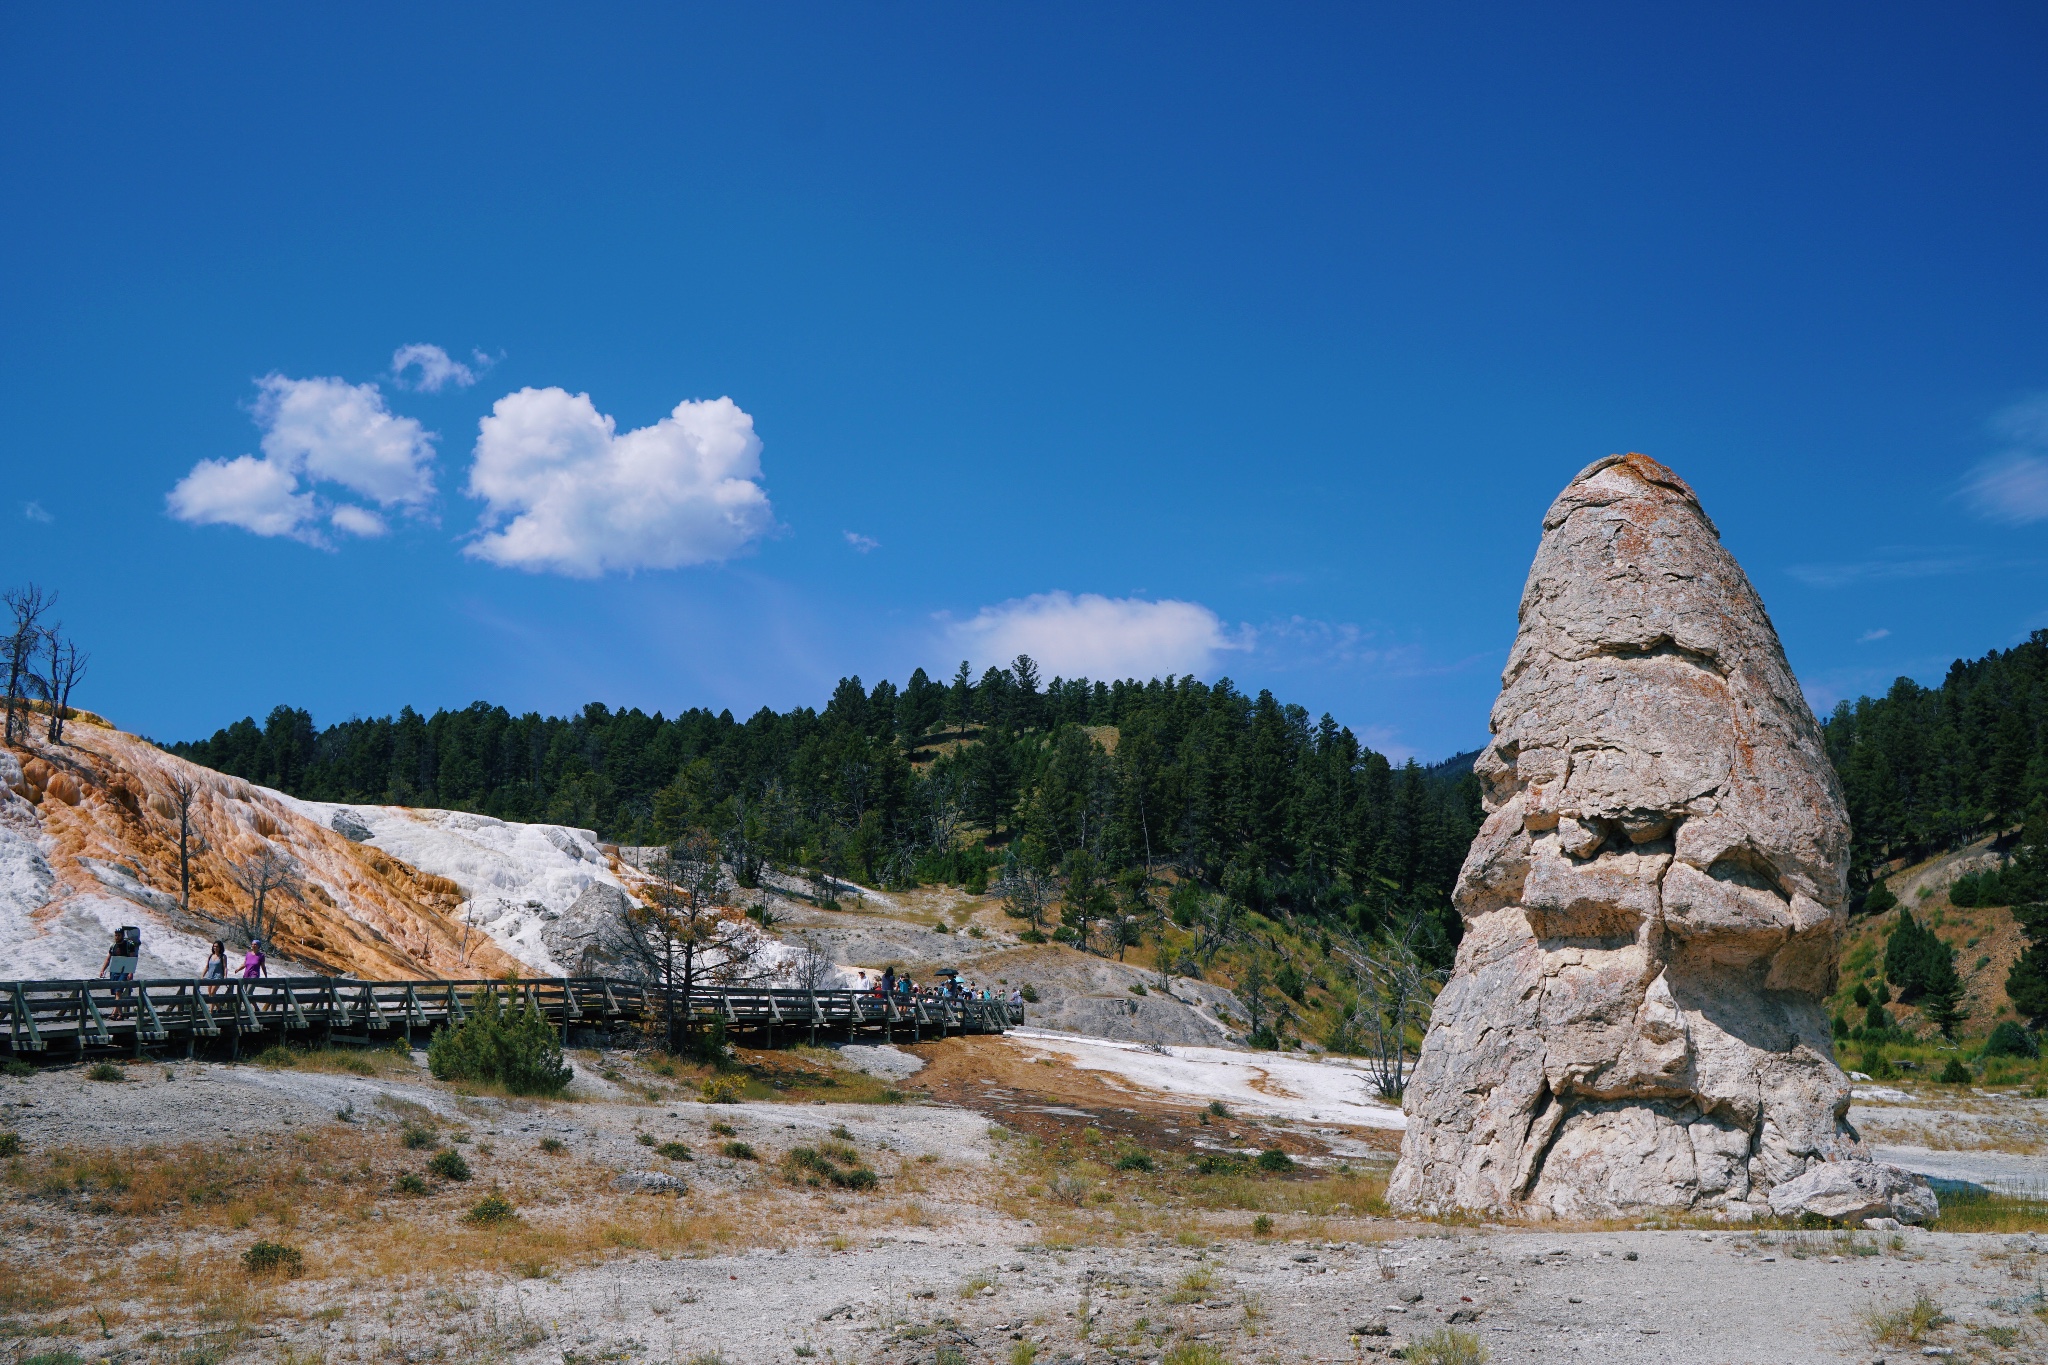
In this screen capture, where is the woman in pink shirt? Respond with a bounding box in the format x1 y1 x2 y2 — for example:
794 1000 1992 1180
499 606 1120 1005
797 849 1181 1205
240 940 267 980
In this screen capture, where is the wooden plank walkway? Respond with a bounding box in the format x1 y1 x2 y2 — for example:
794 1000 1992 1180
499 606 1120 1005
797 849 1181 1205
1 976 1022 1061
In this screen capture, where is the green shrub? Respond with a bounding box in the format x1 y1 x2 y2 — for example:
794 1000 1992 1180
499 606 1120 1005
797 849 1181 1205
1162 1339 1228 1364
241 1241 304 1279
463 1192 517 1225
1256 1148 1296 1173
720 1140 757 1161
428 1148 473 1181
2 1057 32 1077
1252 1214 1274 1235
1113 1149 1154 1172
1019 983 1039 1003
427 989 573 1095
86 1061 124 1083
1982 1021 2039 1060
1192 1152 1244 1175
1206 1100 1229 1117
710 1120 737 1136
0 1131 20 1157
252 1045 297 1068
656 1141 694 1161
393 1173 427 1195
1939 1057 1974 1084
400 1122 436 1149
539 1136 567 1154
781 1145 880 1190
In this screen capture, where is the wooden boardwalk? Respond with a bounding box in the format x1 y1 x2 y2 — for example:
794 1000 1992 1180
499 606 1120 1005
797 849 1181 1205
1 976 1022 1061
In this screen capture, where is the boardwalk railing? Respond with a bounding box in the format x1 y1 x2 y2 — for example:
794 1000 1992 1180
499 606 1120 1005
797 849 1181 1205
1 976 1022 1060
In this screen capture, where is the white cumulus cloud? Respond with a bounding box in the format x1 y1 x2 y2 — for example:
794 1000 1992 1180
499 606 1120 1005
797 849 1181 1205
844 531 879 553
464 389 774 576
391 343 482 392
1960 393 2048 525
166 452 318 540
167 373 437 545
947 591 1243 681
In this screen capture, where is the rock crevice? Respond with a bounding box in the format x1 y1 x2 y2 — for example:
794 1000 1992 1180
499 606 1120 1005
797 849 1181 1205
1389 453 1932 1222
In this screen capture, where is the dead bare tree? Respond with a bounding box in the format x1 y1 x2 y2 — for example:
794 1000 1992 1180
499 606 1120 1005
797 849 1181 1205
2 584 53 744
619 830 769 1053
781 933 836 992
40 629 87 744
1327 915 1439 1102
168 774 209 914
224 845 300 949
995 850 1054 933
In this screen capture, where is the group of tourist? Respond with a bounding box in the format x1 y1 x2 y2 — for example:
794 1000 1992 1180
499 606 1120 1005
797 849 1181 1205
856 966 1024 1008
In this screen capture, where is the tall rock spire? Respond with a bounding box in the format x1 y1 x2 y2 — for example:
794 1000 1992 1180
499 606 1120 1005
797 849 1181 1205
1389 453 1889 1219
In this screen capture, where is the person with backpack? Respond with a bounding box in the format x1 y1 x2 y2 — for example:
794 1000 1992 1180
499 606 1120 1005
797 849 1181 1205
101 926 140 1018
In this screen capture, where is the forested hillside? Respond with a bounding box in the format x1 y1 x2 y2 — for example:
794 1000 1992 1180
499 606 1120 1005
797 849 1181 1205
1823 629 2048 890
168 661 1484 964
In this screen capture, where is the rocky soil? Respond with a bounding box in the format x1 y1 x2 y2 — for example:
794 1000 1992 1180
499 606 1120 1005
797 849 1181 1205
3 1038 2045 1365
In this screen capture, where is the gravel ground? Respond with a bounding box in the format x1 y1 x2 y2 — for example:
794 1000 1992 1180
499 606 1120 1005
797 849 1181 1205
259 1224 2047 1364
4 1057 2047 1365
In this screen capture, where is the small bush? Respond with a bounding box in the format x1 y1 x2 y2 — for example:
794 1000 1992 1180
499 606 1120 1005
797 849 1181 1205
1192 1153 1244 1175
701 1074 747 1104
1256 1148 1296 1173
1167 1266 1217 1304
1252 1214 1274 1236
393 1173 428 1195
1206 1100 1229 1118
1113 1149 1154 1172
1019 983 1039 1003
2 1057 32 1077
1406 1328 1488 1364
1938 1057 1974 1085
1982 1021 2039 1060
86 1061 125 1083
252 1044 297 1068
539 1136 567 1154
781 1145 880 1190
656 1141 694 1161
241 1241 305 1279
463 1192 517 1226
401 1122 436 1149
1863 1291 1949 1345
637 1132 656 1146
720 1140 757 1161
0 1131 20 1157
830 1123 854 1140
426 988 573 1096
1161 1345 1227 1365
428 1148 473 1182
710 1120 737 1136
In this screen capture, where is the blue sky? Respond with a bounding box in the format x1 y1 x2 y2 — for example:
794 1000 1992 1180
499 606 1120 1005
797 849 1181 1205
4 4 2047 761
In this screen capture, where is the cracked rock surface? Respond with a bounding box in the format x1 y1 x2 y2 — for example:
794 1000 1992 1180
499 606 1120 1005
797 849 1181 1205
1392 453 1916 1220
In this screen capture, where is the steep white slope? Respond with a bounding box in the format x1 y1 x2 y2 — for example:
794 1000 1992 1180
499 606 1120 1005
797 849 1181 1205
278 799 629 976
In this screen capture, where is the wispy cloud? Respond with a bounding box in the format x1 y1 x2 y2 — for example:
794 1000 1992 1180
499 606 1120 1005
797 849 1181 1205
1858 627 1891 643
1785 552 1979 589
843 531 879 553
391 343 487 393
22 501 52 523
1960 393 2048 525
